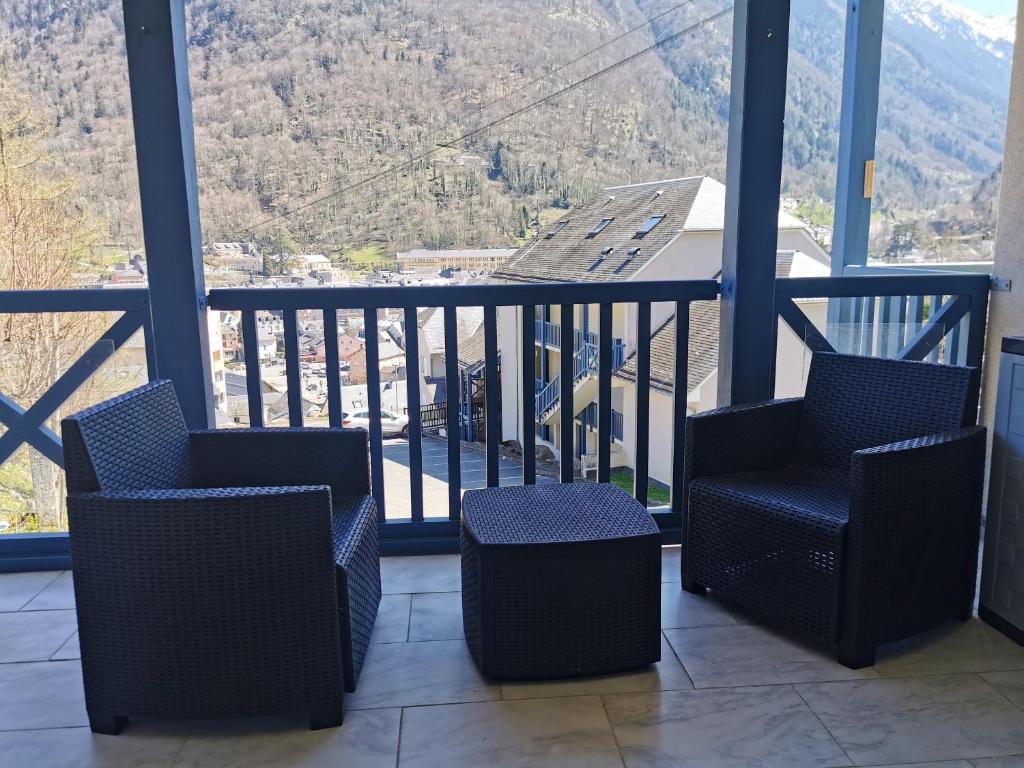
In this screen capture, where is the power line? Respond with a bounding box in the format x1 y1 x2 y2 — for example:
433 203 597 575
237 4 733 236
197 0 700 182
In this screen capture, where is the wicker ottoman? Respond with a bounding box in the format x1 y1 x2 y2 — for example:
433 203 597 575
461 483 661 680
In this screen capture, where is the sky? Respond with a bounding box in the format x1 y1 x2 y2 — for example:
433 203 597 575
952 0 1018 15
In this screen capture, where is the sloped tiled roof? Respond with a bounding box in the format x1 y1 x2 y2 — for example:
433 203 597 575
616 251 825 395
616 301 721 395
417 306 484 354
454 323 487 371
493 177 705 283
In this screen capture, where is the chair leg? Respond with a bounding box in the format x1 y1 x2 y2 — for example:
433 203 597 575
309 700 344 730
681 577 707 596
88 712 128 735
837 643 876 670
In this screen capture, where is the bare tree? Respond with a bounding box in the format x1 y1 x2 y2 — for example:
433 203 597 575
0 72 102 531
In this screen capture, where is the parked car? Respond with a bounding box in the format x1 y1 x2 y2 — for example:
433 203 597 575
343 409 409 438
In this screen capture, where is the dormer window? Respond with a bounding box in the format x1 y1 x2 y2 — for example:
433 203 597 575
587 218 614 238
614 248 641 274
635 215 665 238
587 247 614 272
545 221 569 239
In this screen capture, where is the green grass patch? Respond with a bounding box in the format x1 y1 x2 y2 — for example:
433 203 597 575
609 467 671 505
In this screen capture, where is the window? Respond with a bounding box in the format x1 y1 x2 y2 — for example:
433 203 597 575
614 248 640 274
586 218 614 237
635 215 665 238
545 221 569 239
600 246 614 255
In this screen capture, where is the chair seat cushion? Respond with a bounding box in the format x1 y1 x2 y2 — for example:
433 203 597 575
687 465 850 641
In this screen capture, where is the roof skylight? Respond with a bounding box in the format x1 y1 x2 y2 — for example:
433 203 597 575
545 221 569 239
635 214 665 238
586 218 614 238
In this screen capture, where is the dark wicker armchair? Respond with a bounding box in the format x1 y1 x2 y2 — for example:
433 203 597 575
682 352 986 668
61 380 381 734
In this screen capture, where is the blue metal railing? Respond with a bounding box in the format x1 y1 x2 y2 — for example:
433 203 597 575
535 342 600 419
535 319 600 350
207 279 719 553
0 271 993 568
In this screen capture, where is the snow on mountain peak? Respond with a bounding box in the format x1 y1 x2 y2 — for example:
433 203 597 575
889 0 1015 48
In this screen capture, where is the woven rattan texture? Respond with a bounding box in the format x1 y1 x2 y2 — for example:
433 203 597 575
682 353 986 665
461 483 660 680
462 483 658 544
61 381 383 724
64 380 191 492
191 428 371 499
333 495 381 691
68 486 344 720
796 353 975 472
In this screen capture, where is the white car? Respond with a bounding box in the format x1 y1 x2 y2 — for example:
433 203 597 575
343 409 410 438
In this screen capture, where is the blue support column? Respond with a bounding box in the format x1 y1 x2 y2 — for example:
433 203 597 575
122 0 214 428
829 0 885 334
832 0 884 274
718 0 792 406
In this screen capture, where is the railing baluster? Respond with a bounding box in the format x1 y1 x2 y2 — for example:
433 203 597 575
283 309 302 427
928 295 943 363
364 308 386 522
323 308 343 427
635 302 651 507
403 307 424 522
671 301 690 513
241 310 264 427
484 307 500 488
444 307 462 519
559 304 574 484
521 305 537 485
598 302 613 483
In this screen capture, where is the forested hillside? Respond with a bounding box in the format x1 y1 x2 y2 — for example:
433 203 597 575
0 0 1014 260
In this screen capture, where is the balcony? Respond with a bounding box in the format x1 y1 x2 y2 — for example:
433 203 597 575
6 550 1024 765
1 0 1021 764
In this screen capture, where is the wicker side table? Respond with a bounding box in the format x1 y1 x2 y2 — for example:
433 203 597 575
461 483 661 680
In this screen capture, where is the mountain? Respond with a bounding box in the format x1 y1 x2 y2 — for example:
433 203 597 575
0 0 1015 260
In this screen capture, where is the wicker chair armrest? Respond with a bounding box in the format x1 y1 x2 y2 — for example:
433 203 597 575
189 428 370 497
684 397 804 480
844 426 987 646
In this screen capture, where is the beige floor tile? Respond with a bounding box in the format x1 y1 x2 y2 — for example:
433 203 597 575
664 624 877 688
52 631 81 660
0 723 185 768
346 638 499 709
370 594 411 644
21 571 76 611
399 694 622 768
662 546 681 583
0 660 87 730
501 635 693 700
661 583 736 629
981 670 1024 708
604 685 850 768
173 709 400 768
0 609 77 662
409 592 463 642
0 571 61 612
380 555 460 594
797 674 1024 765
875 620 1024 678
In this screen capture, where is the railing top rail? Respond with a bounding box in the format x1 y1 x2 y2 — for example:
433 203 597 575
207 280 720 311
0 288 151 314
775 274 991 301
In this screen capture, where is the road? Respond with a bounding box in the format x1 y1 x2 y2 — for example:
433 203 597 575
379 435 555 520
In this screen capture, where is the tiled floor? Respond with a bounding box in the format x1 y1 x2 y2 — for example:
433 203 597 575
4 549 1024 767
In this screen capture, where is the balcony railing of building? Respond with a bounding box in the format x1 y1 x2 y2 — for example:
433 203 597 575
535 342 599 420
534 319 625 365
0 270 992 566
